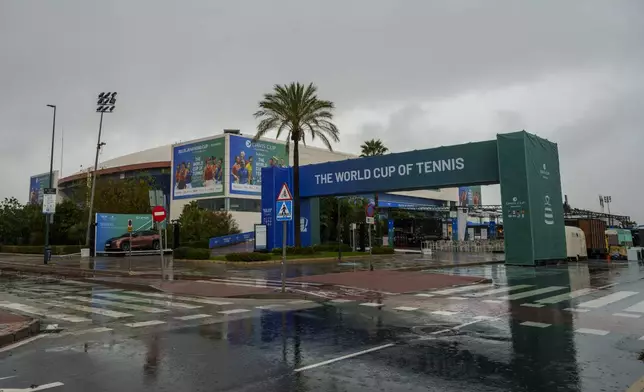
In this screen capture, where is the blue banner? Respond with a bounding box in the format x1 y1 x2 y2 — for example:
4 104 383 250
209 232 254 248
298 140 499 197
229 135 288 196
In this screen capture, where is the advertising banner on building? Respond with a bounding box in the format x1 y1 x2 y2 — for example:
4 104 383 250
458 185 482 207
28 171 58 205
172 137 225 200
229 134 288 196
95 213 156 253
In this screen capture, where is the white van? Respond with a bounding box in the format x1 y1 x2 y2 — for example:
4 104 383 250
566 226 587 261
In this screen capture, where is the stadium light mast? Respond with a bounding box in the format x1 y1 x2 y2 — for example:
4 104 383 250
85 92 117 248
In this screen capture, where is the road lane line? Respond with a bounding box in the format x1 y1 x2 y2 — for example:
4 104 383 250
577 291 638 309
329 299 353 303
63 296 169 313
94 293 202 309
575 328 609 336
520 303 545 308
77 289 124 295
218 309 251 315
622 300 644 314
125 320 166 328
121 291 232 306
499 286 566 301
613 313 641 318
535 288 594 304
482 299 503 304
11 381 65 391
564 308 590 313
0 335 45 353
175 314 212 320
466 285 533 298
393 306 418 311
431 310 458 316
294 343 395 372
597 283 618 290
414 294 434 298
43 301 133 318
68 327 113 336
359 303 383 308
521 321 551 328
0 303 90 323
432 284 494 295
446 296 468 300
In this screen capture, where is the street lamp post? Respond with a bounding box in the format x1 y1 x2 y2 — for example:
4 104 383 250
44 104 56 264
84 92 117 249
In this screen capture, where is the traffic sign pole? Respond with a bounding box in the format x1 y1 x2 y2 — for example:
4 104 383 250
151 206 168 280
366 202 376 271
276 183 293 293
282 221 287 293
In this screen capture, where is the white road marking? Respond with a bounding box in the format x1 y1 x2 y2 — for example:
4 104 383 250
294 343 395 372
393 306 418 311
564 308 590 313
359 303 384 308
289 300 314 304
0 376 16 381
175 314 212 320
94 293 202 309
121 291 232 306
446 296 468 300
622 300 644 314
466 285 533 298
432 284 494 295
43 301 133 318
68 327 113 336
218 309 251 315
329 299 353 303
613 313 641 318
520 303 545 308
638 336 644 341
473 316 495 320
482 299 503 304
77 289 124 295
63 296 169 313
499 286 566 301
125 320 166 328
597 283 619 290
220 277 322 287
3 381 65 391
414 293 434 298
431 310 458 316
575 328 609 336
535 288 594 304
577 291 638 309
256 304 285 309
0 303 90 323
520 321 551 328
0 335 45 353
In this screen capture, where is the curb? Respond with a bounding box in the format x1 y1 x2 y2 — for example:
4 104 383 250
0 319 41 349
393 259 505 272
182 254 392 267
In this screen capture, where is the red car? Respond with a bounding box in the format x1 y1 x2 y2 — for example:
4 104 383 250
104 230 160 252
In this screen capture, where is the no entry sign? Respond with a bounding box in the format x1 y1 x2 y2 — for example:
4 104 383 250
152 205 167 222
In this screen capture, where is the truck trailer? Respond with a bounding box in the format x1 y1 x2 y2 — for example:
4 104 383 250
564 218 607 259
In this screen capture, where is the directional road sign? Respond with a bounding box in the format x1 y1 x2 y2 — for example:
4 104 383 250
276 200 293 222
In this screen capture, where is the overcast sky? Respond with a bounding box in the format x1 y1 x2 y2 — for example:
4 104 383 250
2 1 643 221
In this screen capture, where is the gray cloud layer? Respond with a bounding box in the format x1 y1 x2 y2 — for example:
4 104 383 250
1 0 643 220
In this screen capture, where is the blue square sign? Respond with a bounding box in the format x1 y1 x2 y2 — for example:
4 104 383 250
276 200 293 222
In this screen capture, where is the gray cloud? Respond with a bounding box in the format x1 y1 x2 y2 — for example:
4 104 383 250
1 0 643 221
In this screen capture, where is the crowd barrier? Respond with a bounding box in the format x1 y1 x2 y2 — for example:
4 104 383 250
421 240 504 253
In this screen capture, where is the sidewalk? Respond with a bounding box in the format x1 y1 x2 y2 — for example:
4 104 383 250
0 310 40 348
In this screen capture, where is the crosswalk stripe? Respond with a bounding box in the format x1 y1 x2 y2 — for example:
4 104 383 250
121 291 232 306
521 321 550 328
575 328 609 336
577 291 638 308
622 300 644 314
125 320 166 328
175 314 212 320
414 294 435 298
521 303 545 308
465 285 533 298
394 306 418 311
535 288 594 304
94 293 202 309
613 313 641 318
564 308 589 313
43 301 133 318
329 299 354 303
218 309 251 315
289 300 314 304
499 286 566 301
447 296 468 300
0 302 90 323
66 327 113 336
77 289 124 295
432 284 494 295
63 296 169 313
256 304 285 309
482 299 503 304
431 310 458 316
359 303 384 308
221 277 322 287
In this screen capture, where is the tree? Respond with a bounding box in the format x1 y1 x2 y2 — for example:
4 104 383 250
253 82 340 246
360 139 389 157
359 139 389 240
178 201 240 243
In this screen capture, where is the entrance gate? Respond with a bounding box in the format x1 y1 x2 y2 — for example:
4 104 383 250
261 131 565 266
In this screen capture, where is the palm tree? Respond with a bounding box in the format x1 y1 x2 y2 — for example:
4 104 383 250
253 82 339 246
359 139 389 243
360 139 388 157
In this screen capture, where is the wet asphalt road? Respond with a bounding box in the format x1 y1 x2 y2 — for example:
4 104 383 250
2 263 644 391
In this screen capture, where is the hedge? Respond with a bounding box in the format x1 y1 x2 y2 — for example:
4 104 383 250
0 245 83 255
172 247 211 260
271 246 316 255
371 246 395 255
181 240 210 249
313 243 352 252
225 252 273 262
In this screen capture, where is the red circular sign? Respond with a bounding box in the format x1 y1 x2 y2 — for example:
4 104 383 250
365 203 376 217
152 205 167 222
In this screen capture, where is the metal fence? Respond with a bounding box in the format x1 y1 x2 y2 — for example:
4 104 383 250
422 240 504 253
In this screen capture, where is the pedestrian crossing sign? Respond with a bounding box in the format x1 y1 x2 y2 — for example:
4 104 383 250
276 200 293 221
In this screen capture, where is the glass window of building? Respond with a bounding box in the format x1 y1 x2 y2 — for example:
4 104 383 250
196 198 226 211
228 198 261 212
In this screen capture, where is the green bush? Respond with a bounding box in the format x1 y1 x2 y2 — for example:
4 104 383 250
271 246 317 255
313 243 351 252
0 245 82 255
371 246 395 255
172 247 210 260
225 252 273 262
182 240 210 249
